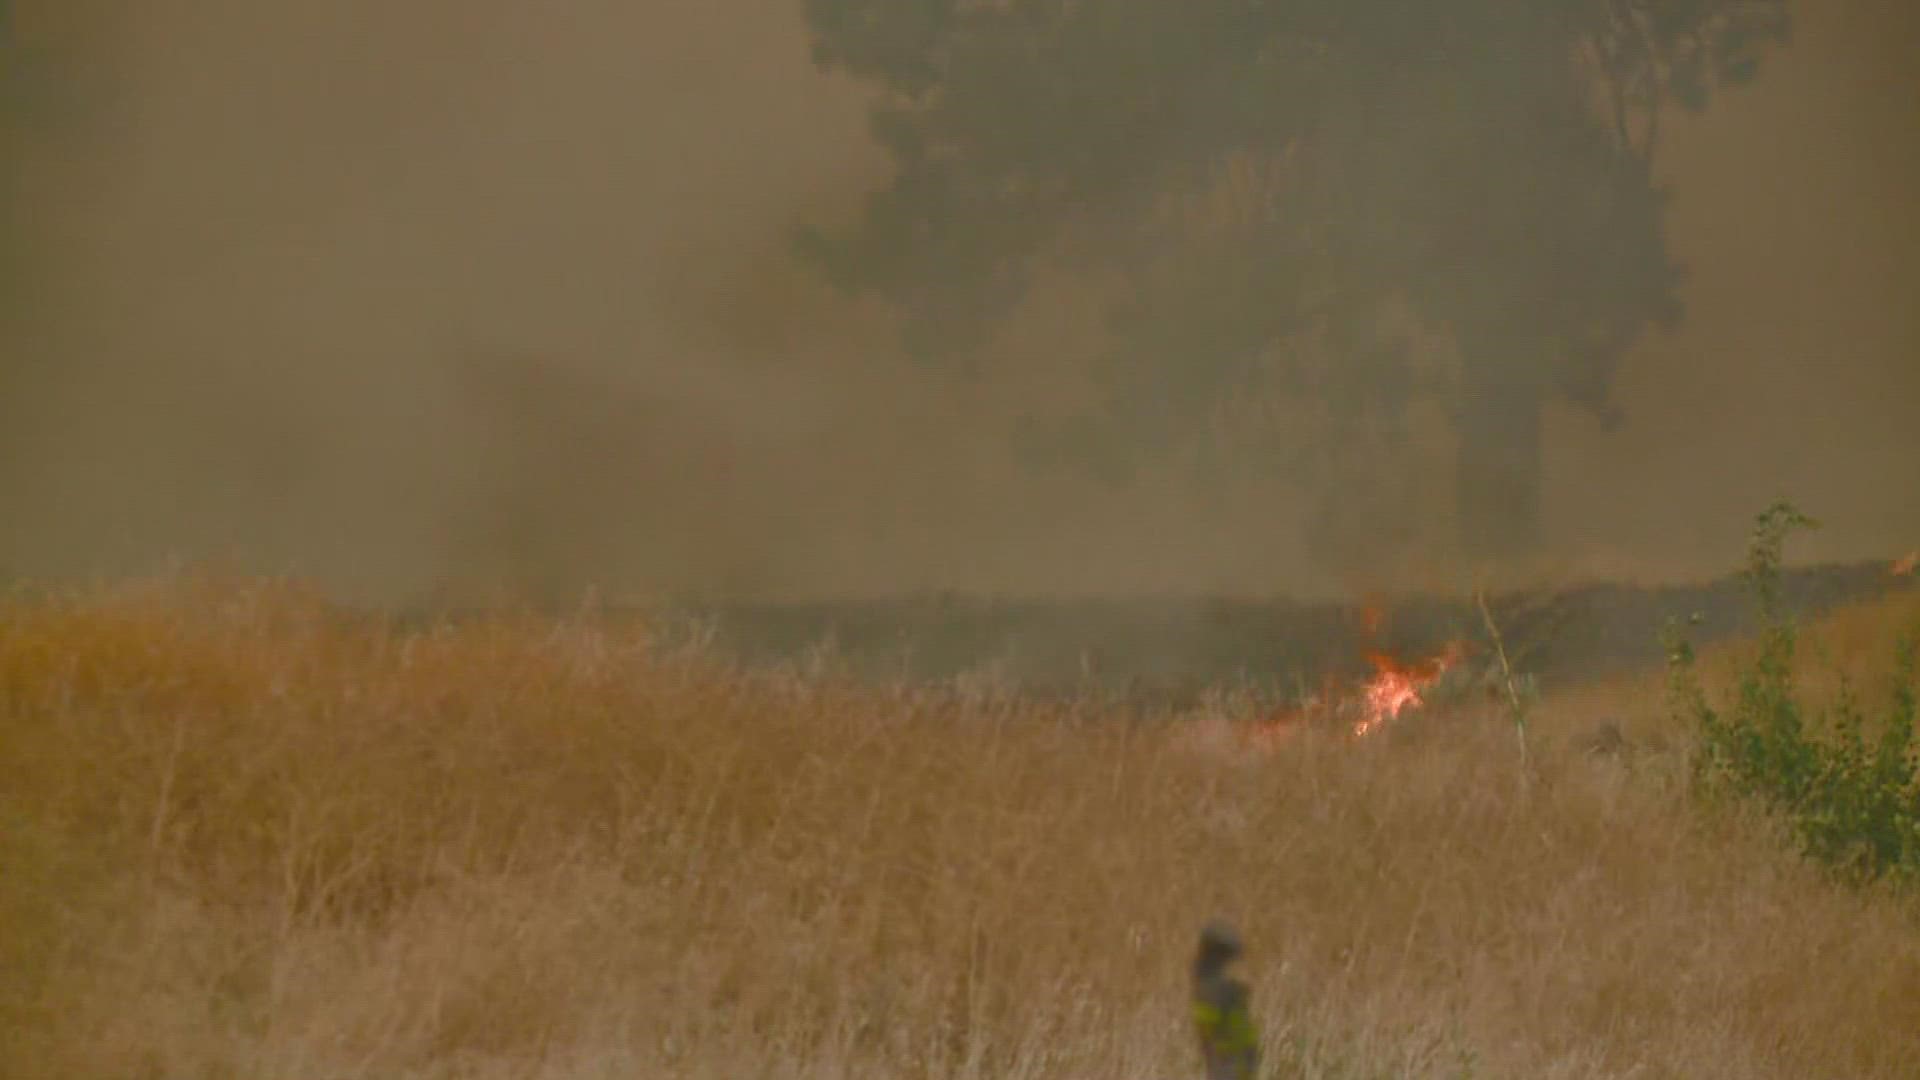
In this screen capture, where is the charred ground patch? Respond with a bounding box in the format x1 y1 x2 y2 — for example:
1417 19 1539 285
664 560 1909 703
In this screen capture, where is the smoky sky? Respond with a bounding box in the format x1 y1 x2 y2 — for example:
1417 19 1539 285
2 0 1915 604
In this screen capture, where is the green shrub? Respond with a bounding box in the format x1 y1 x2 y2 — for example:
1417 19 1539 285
1664 502 1920 881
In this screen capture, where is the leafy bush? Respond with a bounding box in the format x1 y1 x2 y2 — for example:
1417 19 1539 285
1665 502 1920 881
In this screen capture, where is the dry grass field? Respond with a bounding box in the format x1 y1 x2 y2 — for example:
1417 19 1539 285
3 577 1917 1078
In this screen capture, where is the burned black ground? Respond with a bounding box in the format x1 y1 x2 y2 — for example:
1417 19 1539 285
633 560 1910 704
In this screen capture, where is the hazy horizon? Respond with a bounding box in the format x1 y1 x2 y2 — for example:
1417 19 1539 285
3 0 1915 605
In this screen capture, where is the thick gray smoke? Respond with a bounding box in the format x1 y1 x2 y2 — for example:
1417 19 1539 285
2 1 1914 604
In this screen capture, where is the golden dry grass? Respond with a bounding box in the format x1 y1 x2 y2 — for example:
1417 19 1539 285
2 577 1917 1079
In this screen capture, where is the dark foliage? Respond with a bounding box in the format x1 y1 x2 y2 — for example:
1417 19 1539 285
797 1 1790 561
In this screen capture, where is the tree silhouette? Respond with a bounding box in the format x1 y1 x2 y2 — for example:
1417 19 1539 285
796 0 1789 567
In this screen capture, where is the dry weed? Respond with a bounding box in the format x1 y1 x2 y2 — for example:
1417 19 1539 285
2 577 1916 1078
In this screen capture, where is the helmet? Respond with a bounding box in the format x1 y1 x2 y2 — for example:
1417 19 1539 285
1197 918 1244 964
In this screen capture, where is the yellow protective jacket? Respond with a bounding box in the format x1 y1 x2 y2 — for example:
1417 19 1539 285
1192 971 1260 1080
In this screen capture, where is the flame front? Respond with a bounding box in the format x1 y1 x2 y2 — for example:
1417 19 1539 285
1352 644 1462 737
1245 630 1465 748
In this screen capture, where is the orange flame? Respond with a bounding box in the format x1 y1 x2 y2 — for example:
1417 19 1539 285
1239 617 1466 748
1352 642 1464 737
1893 551 1918 577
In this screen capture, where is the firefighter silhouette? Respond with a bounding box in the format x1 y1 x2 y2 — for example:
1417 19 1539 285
1192 920 1260 1079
